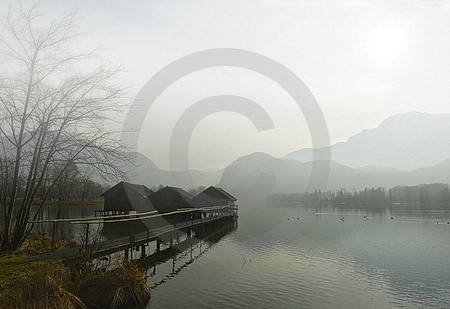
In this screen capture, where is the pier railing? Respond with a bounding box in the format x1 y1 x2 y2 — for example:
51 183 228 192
27 205 238 260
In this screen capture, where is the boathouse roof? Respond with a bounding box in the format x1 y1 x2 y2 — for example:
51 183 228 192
195 186 237 201
101 181 154 198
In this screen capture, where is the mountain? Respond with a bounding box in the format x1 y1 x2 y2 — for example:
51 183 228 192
0 131 222 190
284 112 450 171
218 152 450 200
218 152 377 200
119 152 223 189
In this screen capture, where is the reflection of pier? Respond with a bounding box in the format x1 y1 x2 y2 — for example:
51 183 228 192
28 205 238 263
141 221 237 289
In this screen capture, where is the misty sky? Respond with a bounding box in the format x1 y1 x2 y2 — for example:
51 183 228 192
3 0 450 171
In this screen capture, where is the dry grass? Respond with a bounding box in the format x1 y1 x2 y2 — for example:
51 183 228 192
73 261 151 309
0 256 86 309
0 231 149 308
17 232 77 256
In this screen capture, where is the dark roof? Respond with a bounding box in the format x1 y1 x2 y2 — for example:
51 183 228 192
213 187 237 201
101 181 154 197
168 186 194 200
150 186 194 210
154 186 193 202
197 186 237 201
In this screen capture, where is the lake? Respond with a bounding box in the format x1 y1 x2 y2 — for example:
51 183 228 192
145 202 450 309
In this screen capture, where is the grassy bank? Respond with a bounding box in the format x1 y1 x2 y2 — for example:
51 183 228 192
0 255 86 308
0 233 150 309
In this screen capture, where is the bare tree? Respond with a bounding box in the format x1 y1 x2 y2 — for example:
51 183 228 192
0 3 126 253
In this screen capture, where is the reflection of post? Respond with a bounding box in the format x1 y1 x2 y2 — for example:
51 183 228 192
172 257 175 274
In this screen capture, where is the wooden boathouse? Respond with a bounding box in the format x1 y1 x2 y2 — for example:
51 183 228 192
100 182 237 222
193 186 237 207
100 181 155 215
149 186 194 213
28 182 238 263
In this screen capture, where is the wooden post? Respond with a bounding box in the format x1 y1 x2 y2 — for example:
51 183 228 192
130 234 135 255
156 239 161 252
51 221 57 252
140 245 146 259
84 223 90 251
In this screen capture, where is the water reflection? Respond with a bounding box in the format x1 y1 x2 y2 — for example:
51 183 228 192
32 202 450 308
142 222 237 290
149 203 450 309
30 204 103 243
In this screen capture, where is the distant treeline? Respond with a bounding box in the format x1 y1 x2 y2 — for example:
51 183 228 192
267 183 450 207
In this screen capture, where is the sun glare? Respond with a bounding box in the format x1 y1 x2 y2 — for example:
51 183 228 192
369 27 405 59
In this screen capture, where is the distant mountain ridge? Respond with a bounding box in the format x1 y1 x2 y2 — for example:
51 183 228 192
284 112 450 171
70 111 450 193
218 152 450 200
5 111 448 194
120 152 223 189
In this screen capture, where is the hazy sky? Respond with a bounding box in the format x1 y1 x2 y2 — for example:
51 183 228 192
3 0 450 171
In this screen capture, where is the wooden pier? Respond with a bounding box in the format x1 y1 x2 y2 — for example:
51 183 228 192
28 205 238 263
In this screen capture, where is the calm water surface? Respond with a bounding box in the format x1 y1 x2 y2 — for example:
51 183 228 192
146 203 450 309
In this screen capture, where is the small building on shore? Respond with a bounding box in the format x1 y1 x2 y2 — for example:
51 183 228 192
149 186 194 213
192 186 237 208
100 181 155 215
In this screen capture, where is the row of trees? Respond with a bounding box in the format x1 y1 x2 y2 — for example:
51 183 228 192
267 183 450 207
0 4 125 252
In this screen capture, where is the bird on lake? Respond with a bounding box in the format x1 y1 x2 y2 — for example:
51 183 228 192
363 215 367 218
391 217 393 219
340 217 345 221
